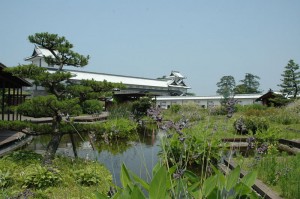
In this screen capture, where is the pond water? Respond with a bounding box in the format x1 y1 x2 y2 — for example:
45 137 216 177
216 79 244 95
26 130 164 186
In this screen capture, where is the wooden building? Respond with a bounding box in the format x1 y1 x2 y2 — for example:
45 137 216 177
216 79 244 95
0 63 32 121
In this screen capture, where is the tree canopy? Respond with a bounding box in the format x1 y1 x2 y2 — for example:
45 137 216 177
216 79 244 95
4 32 123 163
216 75 236 99
235 73 261 94
28 32 90 71
278 59 300 98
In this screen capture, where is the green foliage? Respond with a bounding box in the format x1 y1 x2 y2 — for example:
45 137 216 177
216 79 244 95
209 106 227 116
278 59 300 98
3 150 42 166
161 126 223 169
0 170 13 188
255 127 280 144
267 108 300 125
131 97 153 119
23 165 62 189
235 73 261 94
73 169 102 186
170 104 181 113
81 79 125 93
235 104 267 113
4 32 120 162
0 151 112 197
0 120 30 132
216 75 236 99
28 32 89 70
201 166 258 199
4 64 47 81
96 163 258 199
233 116 269 135
247 154 300 199
163 102 205 122
108 102 132 119
67 79 125 105
101 118 138 139
269 93 292 107
17 95 82 117
82 99 103 114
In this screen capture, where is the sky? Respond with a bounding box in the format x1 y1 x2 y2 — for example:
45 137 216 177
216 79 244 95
1 0 300 95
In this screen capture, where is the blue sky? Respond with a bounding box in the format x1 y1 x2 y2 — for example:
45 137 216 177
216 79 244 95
1 0 300 95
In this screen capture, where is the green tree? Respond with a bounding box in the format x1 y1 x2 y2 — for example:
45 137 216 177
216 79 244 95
131 97 153 119
216 75 236 99
235 73 261 94
28 32 89 71
278 59 300 98
5 32 122 163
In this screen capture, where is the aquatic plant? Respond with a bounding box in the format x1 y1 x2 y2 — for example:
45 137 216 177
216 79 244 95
94 163 258 198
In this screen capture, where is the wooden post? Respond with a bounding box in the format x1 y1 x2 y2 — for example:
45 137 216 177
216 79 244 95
1 82 5 120
12 87 15 121
69 133 78 158
7 87 10 121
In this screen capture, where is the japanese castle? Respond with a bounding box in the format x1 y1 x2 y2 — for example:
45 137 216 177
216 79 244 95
25 45 191 97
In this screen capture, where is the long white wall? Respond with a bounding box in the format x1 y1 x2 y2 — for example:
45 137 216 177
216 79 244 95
155 95 262 109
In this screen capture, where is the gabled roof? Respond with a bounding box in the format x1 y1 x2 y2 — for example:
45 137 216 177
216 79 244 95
25 45 56 61
169 71 185 78
0 63 32 88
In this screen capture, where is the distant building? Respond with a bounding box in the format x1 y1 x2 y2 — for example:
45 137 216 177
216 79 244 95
155 94 262 109
25 46 191 97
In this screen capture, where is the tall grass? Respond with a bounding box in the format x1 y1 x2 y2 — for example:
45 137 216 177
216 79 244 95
241 153 300 199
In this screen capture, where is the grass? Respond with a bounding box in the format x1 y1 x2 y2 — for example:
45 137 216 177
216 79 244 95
235 153 300 199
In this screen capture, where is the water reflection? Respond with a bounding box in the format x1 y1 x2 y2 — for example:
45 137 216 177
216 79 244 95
26 130 163 186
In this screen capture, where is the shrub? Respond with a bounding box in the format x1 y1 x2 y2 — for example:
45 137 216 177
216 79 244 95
163 102 205 122
82 99 103 114
170 104 181 113
101 118 137 139
108 102 132 119
131 97 152 119
255 127 280 144
161 126 223 169
73 170 102 186
233 116 269 135
209 106 227 116
233 117 248 135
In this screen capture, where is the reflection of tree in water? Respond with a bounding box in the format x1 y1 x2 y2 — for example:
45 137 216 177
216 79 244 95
29 133 89 150
94 129 158 155
95 139 134 155
138 128 157 146
28 129 158 157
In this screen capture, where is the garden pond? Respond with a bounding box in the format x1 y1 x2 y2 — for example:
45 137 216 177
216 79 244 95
25 130 163 186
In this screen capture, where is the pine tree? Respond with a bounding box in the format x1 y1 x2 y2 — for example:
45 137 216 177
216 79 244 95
5 32 123 164
278 59 300 98
216 75 236 104
235 73 261 94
